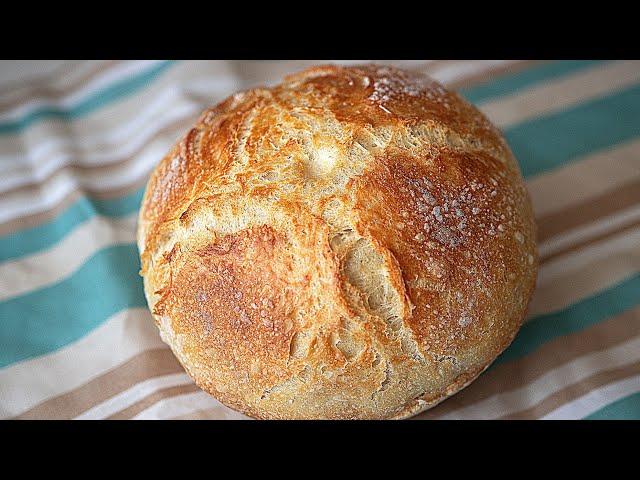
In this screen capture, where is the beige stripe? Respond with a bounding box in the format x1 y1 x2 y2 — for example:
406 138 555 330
0 174 151 237
537 178 640 243
0 176 156 237
221 60 446 90
0 62 103 96
133 390 249 420
422 61 517 86
0 115 191 198
15 348 183 419
106 384 201 420
480 60 640 128
447 60 543 90
543 374 640 419
0 61 95 103
541 217 640 263
0 60 237 156
0 188 82 236
499 360 640 419
0 308 165 419
433 334 640 419
528 139 640 218
529 226 640 317
416 306 640 419
0 61 119 112
382 61 514 75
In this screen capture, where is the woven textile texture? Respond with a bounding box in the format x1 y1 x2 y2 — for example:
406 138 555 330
0 60 638 420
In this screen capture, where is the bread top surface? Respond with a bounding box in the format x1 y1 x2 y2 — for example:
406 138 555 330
138 64 538 419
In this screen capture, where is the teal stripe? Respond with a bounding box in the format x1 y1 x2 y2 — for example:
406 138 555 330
460 60 607 104
0 61 175 135
494 273 640 366
585 392 640 420
505 83 640 178
0 187 144 262
0 244 145 368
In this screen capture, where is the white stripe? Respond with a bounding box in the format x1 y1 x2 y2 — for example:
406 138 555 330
538 204 640 259
437 334 640 419
0 102 195 192
0 82 236 223
528 226 640 318
527 138 640 218
542 375 640 420
479 60 640 128
429 60 514 85
0 76 236 170
0 61 99 104
132 391 247 420
0 140 166 225
0 61 163 123
0 84 189 169
0 169 87 223
538 225 640 286
0 308 165 419
0 214 137 300
0 82 231 189
75 373 193 420
0 62 238 158
168 407 240 420
330 60 518 85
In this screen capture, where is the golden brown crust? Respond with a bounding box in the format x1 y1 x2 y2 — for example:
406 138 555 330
137 64 538 419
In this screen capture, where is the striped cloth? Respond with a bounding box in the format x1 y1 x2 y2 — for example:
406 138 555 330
0 60 638 420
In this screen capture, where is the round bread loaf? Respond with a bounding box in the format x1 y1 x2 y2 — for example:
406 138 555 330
137 64 538 419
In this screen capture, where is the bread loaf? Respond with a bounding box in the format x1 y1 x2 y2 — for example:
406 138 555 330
137 64 538 419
